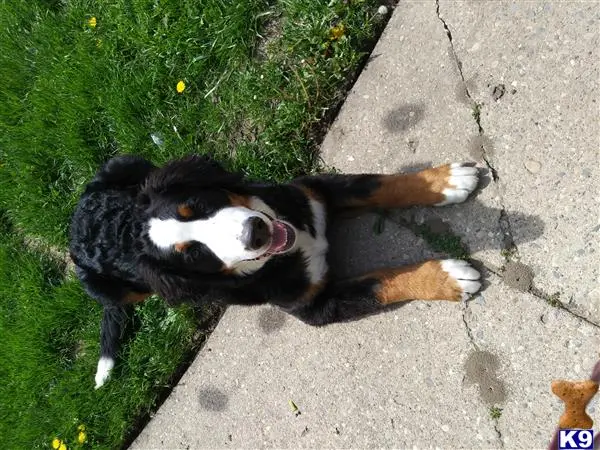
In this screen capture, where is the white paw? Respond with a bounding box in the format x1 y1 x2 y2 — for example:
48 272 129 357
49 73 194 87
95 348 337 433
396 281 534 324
436 163 479 206
441 259 481 301
94 356 114 389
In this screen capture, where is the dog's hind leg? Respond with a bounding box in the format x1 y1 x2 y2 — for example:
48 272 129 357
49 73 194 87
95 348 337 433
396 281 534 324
297 163 479 211
292 259 480 326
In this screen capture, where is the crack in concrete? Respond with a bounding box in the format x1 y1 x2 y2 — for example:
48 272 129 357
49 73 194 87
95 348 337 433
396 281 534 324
436 4 506 446
436 0 483 354
529 286 600 329
436 0 522 263
481 265 600 329
492 420 505 449
461 301 479 350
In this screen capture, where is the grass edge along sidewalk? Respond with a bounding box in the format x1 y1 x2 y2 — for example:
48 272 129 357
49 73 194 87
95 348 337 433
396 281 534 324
0 0 391 448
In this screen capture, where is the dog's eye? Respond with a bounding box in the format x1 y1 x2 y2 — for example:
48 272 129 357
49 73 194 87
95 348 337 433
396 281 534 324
177 205 194 219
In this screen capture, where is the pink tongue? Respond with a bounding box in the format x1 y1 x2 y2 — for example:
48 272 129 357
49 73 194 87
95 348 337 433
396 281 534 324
268 222 287 253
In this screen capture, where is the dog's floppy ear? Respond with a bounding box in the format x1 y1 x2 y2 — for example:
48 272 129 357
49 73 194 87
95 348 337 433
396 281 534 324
140 154 241 197
138 256 208 306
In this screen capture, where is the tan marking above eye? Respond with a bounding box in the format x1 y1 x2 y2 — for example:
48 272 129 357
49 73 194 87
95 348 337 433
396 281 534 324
174 242 191 252
177 205 194 218
228 193 251 208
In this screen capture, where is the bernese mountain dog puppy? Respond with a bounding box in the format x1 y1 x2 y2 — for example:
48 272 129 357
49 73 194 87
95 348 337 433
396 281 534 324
69 154 481 388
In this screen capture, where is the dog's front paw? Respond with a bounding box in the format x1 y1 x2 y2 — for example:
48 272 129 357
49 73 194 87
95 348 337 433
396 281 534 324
436 163 479 206
441 259 481 301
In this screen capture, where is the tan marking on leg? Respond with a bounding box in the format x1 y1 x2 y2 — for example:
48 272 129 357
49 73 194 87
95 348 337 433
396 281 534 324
298 281 326 305
228 193 251 208
371 260 463 304
174 241 191 252
358 165 453 208
123 291 151 304
177 205 194 218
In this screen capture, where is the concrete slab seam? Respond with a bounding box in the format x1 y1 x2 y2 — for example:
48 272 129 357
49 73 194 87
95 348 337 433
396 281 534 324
435 0 511 250
435 2 509 446
481 263 599 328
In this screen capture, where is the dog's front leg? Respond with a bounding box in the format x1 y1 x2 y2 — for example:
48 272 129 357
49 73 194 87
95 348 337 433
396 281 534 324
298 163 479 211
363 259 481 304
293 259 480 325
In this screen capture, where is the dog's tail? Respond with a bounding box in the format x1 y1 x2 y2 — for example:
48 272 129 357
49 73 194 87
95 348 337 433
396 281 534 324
95 305 130 389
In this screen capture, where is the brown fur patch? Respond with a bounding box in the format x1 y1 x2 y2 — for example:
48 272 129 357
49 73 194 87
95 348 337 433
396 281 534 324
371 260 463 304
123 291 151 304
228 193 251 208
221 265 234 275
357 165 452 208
174 242 191 252
177 204 194 218
297 185 323 203
299 281 326 305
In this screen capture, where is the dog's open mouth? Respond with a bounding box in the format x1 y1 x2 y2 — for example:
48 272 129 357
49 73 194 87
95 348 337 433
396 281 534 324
268 220 296 254
249 219 296 261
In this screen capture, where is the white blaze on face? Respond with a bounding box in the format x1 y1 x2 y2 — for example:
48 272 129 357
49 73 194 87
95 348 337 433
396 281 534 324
148 206 270 266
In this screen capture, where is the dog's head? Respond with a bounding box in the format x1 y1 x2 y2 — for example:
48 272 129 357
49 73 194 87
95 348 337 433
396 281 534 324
138 155 298 286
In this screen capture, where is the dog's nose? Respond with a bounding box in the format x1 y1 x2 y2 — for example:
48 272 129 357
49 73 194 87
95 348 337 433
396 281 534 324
241 216 270 250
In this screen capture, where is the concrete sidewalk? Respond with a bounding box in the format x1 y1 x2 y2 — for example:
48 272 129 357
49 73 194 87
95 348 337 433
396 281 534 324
132 1 599 448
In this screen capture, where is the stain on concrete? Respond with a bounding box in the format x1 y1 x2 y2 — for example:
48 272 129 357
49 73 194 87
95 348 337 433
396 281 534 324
198 387 229 411
468 134 495 161
464 350 507 405
258 306 287 333
407 138 419 153
502 261 534 292
383 103 425 133
492 84 506 101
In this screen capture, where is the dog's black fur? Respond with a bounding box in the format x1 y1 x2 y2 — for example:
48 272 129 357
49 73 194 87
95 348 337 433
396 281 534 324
70 154 479 387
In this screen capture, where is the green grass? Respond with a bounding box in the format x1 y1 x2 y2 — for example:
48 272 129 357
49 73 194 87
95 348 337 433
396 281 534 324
0 0 383 247
0 216 215 449
0 0 385 448
413 222 469 260
489 406 502 420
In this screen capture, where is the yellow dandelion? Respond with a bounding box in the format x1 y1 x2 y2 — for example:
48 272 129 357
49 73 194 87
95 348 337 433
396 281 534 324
52 438 61 449
88 17 97 28
78 431 87 444
329 23 345 41
77 424 86 432
176 80 186 93
59 443 67 450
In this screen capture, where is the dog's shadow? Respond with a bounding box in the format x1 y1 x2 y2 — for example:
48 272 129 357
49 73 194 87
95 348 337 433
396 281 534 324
326 169 545 287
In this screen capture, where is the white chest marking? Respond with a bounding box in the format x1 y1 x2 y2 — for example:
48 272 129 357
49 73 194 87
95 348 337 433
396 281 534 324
296 199 328 284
